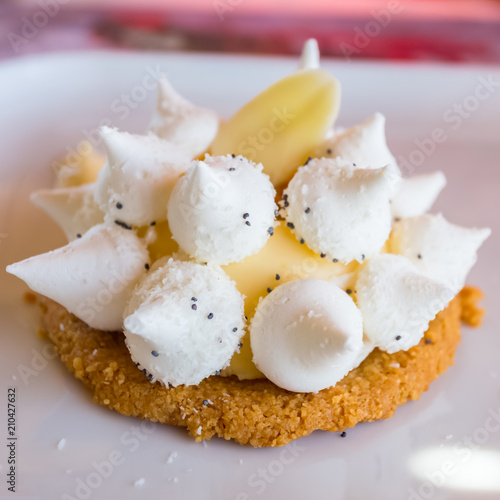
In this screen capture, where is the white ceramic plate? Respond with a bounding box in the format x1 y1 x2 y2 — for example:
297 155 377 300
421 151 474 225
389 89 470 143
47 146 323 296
1 51 499 500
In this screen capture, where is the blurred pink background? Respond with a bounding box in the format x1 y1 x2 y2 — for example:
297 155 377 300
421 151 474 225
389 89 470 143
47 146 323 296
1 0 500 62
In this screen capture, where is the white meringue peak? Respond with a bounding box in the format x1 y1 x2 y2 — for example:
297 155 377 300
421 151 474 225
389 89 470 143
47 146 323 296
283 157 392 264
149 77 219 158
390 213 491 293
168 154 277 265
356 254 454 354
6 223 149 331
298 39 320 71
314 113 401 191
30 183 104 241
94 126 190 228
250 278 364 393
123 257 245 387
391 171 447 219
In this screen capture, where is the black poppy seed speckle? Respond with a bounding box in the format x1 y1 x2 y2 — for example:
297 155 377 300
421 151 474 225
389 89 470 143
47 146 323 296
353 163 357 167
287 222 294 229
333 258 339 263
320 253 326 258
229 167 235 172
300 238 305 244
395 335 402 341
267 287 272 293
76 233 82 238
284 200 289 208
274 209 280 217
340 431 347 438
207 313 214 320
243 213 249 219
346 289 352 295
191 297 197 302
304 156 312 165
305 207 311 214
151 350 159 357
142 368 147 375
114 220 132 230
418 254 422 259
147 374 153 381
275 274 280 280
116 202 123 209
395 217 401 222
268 226 274 236
238 342 243 348
232 327 238 332
145 263 150 270
245 221 251 226
326 148 332 155
231 153 236 158
215 370 221 376
425 338 432 344
192 304 197 311
203 399 209 405
150 221 156 226
244 315 248 321
361 254 366 261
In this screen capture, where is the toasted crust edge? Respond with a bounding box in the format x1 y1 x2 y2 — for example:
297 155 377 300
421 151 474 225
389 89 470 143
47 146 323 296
35 287 482 447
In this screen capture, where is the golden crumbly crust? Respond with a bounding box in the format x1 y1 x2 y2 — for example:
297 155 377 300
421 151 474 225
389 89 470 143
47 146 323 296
459 286 485 327
36 287 483 448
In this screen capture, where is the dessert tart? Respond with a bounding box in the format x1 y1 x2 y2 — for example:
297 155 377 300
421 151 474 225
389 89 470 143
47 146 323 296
8 40 490 447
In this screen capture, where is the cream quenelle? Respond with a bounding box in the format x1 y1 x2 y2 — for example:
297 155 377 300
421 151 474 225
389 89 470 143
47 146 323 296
149 77 219 158
7 223 150 331
31 183 104 241
168 154 277 265
123 257 245 387
282 158 392 264
250 278 366 392
94 126 190 228
356 254 454 353
390 214 491 294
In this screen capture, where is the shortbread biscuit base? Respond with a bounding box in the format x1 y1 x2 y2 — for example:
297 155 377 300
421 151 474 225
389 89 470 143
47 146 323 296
36 287 482 448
